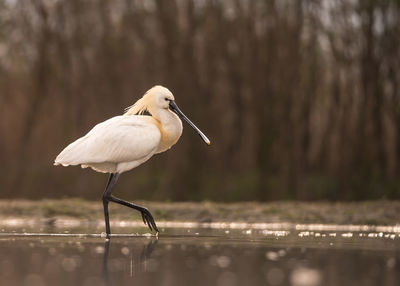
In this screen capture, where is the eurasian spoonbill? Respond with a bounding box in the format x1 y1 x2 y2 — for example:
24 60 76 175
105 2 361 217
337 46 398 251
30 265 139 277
54 85 210 237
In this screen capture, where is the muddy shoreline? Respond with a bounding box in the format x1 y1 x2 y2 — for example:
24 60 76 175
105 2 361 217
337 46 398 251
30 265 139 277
0 199 399 226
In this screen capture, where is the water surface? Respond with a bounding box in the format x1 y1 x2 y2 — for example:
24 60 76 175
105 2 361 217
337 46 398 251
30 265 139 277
0 225 399 286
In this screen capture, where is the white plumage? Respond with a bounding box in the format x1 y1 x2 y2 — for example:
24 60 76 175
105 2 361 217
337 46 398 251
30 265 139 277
55 116 162 173
55 85 209 174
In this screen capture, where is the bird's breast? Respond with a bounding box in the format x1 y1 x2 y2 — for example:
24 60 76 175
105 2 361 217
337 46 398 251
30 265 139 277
156 116 183 153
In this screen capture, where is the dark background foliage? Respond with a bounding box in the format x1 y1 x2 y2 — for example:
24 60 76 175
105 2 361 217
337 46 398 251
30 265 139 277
1 0 400 201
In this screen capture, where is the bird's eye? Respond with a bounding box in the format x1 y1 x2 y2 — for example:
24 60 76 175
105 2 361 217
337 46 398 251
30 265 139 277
165 98 169 101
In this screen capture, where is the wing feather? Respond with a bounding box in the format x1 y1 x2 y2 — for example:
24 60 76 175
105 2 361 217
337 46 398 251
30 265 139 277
54 116 161 171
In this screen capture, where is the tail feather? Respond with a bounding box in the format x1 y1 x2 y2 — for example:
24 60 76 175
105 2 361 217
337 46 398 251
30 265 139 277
54 137 88 166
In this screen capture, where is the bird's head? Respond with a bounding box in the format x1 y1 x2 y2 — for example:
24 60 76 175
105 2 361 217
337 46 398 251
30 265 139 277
154 86 175 110
125 85 174 115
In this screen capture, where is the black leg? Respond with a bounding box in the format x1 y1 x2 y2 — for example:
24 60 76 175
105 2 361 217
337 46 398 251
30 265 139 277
108 195 159 232
102 173 120 238
102 172 159 235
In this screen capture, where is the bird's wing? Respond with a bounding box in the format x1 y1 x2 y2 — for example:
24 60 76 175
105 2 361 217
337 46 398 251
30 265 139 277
54 116 161 167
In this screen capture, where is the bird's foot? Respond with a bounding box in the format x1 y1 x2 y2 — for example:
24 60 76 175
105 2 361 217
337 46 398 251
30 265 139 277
140 208 159 233
101 232 111 240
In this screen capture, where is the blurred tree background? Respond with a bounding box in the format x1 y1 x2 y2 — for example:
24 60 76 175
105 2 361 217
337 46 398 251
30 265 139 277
0 0 400 201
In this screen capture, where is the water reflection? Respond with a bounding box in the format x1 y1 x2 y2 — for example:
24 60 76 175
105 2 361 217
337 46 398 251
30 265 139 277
102 238 158 285
103 240 111 286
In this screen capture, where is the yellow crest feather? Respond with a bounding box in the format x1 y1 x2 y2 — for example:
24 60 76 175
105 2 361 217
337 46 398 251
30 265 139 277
124 91 152 115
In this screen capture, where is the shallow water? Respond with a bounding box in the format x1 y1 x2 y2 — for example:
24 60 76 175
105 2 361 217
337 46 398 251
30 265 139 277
0 224 399 286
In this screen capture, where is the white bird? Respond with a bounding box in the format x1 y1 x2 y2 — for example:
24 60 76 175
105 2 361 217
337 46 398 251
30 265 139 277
54 85 210 237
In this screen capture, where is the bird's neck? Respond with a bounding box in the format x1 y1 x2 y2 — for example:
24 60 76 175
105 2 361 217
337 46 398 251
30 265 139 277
151 109 183 153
